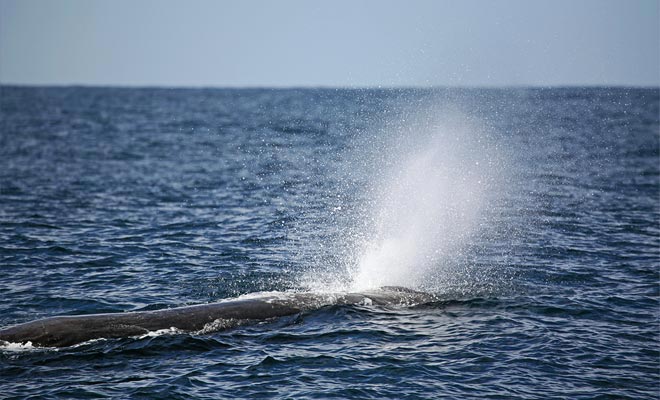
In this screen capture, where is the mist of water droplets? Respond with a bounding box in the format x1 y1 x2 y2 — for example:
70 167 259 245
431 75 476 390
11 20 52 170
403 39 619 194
299 104 508 294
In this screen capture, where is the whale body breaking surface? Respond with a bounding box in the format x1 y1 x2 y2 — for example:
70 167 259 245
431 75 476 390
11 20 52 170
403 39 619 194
0 287 434 348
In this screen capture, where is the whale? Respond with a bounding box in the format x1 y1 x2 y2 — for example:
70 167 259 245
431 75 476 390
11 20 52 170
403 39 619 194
0 287 434 348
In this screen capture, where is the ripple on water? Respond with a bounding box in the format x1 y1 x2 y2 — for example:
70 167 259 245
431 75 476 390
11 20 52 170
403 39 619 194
0 87 658 399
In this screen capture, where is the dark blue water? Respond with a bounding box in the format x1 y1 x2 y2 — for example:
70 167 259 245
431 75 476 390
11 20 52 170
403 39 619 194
0 87 658 399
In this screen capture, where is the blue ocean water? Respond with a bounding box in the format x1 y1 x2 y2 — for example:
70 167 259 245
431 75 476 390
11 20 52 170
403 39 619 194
0 86 658 399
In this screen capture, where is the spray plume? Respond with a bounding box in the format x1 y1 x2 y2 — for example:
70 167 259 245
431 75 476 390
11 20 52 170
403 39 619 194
299 105 504 294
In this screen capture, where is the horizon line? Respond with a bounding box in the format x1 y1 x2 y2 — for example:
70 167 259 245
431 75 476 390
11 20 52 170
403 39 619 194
1 82 659 90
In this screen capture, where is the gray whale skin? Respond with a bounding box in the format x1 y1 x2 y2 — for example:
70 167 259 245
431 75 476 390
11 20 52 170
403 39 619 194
0 286 433 347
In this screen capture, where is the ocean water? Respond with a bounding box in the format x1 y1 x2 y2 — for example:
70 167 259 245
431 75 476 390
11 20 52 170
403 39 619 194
0 86 658 399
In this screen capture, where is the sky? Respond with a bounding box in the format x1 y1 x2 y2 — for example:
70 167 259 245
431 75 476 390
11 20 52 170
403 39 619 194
0 0 658 87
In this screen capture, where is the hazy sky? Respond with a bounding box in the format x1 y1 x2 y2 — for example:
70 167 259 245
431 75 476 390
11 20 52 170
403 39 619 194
1 0 658 87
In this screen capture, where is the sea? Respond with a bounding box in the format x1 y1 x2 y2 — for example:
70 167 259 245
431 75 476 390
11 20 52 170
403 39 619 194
0 86 658 399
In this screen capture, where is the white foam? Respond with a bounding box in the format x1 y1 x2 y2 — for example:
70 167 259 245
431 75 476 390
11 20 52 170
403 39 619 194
0 340 37 352
0 340 48 353
137 327 182 339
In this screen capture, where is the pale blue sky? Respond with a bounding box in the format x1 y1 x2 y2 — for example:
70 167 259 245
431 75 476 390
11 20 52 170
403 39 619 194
1 0 658 87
